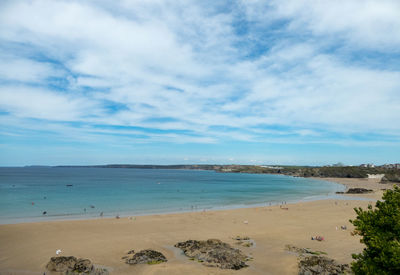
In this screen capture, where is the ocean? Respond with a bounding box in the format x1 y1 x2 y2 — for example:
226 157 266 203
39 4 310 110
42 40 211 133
0 167 345 224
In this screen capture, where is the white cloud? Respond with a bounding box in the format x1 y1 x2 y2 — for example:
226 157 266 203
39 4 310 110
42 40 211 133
242 0 400 51
0 86 100 121
0 54 63 83
243 52 400 132
0 0 399 147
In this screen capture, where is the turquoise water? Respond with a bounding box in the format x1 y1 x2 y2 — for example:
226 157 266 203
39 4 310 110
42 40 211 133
0 167 345 224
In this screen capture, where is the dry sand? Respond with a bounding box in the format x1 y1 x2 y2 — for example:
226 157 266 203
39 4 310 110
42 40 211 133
0 177 394 275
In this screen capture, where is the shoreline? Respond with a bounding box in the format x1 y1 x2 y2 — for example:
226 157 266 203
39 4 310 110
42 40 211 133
1 175 388 226
0 177 394 274
0 176 347 225
1 192 369 226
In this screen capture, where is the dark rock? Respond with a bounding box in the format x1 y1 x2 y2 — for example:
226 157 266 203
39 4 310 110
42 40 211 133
125 249 167 265
234 236 250 241
73 258 93 273
346 188 373 194
91 268 109 275
66 268 109 275
285 245 327 256
285 244 347 274
46 256 108 275
46 256 77 272
175 239 248 270
298 255 350 275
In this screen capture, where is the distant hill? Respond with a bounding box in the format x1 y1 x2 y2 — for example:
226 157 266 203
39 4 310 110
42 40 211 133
54 164 400 182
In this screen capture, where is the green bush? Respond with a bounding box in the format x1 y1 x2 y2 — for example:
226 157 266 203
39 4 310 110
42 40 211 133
350 186 400 274
382 170 400 183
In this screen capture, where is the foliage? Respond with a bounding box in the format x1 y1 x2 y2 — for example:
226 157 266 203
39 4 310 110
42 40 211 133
300 166 369 178
350 186 400 274
223 165 373 178
382 170 400 183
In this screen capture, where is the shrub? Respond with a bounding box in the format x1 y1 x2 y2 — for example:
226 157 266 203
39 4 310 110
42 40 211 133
350 186 400 274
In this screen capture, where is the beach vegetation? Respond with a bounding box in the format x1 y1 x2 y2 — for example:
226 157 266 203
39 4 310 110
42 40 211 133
382 170 400 183
296 166 369 178
215 165 387 178
350 186 400 274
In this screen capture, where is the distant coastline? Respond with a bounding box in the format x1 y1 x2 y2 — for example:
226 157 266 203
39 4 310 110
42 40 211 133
50 164 400 183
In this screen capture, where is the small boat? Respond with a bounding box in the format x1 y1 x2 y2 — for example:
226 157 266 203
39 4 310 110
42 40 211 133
66 184 73 187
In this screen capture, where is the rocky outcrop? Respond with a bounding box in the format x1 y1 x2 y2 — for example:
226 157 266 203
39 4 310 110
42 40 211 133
298 255 350 275
46 256 108 275
345 188 373 194
285 245 350 275
71 259 93 273
175 239 248 270
124 249 167 265
47 256 77 272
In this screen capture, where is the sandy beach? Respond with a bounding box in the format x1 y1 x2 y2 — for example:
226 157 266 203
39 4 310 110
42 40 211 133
0 177 394 275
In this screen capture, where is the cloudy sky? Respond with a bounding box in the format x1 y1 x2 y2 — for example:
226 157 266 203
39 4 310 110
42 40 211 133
1 0 399 166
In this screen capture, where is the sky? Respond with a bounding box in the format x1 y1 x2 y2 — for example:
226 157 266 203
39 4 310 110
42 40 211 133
0 0 400 166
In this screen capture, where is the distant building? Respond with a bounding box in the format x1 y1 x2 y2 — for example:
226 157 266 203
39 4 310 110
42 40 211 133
382 163 400 169
360 163 375 168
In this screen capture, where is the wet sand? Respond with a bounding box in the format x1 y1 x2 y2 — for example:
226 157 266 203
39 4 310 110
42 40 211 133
0 177 393 274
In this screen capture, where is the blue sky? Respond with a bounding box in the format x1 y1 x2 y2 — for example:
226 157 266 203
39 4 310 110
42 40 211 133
0 0 400 166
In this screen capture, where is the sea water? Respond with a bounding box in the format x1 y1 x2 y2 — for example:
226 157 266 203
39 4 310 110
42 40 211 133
0 167 345 224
